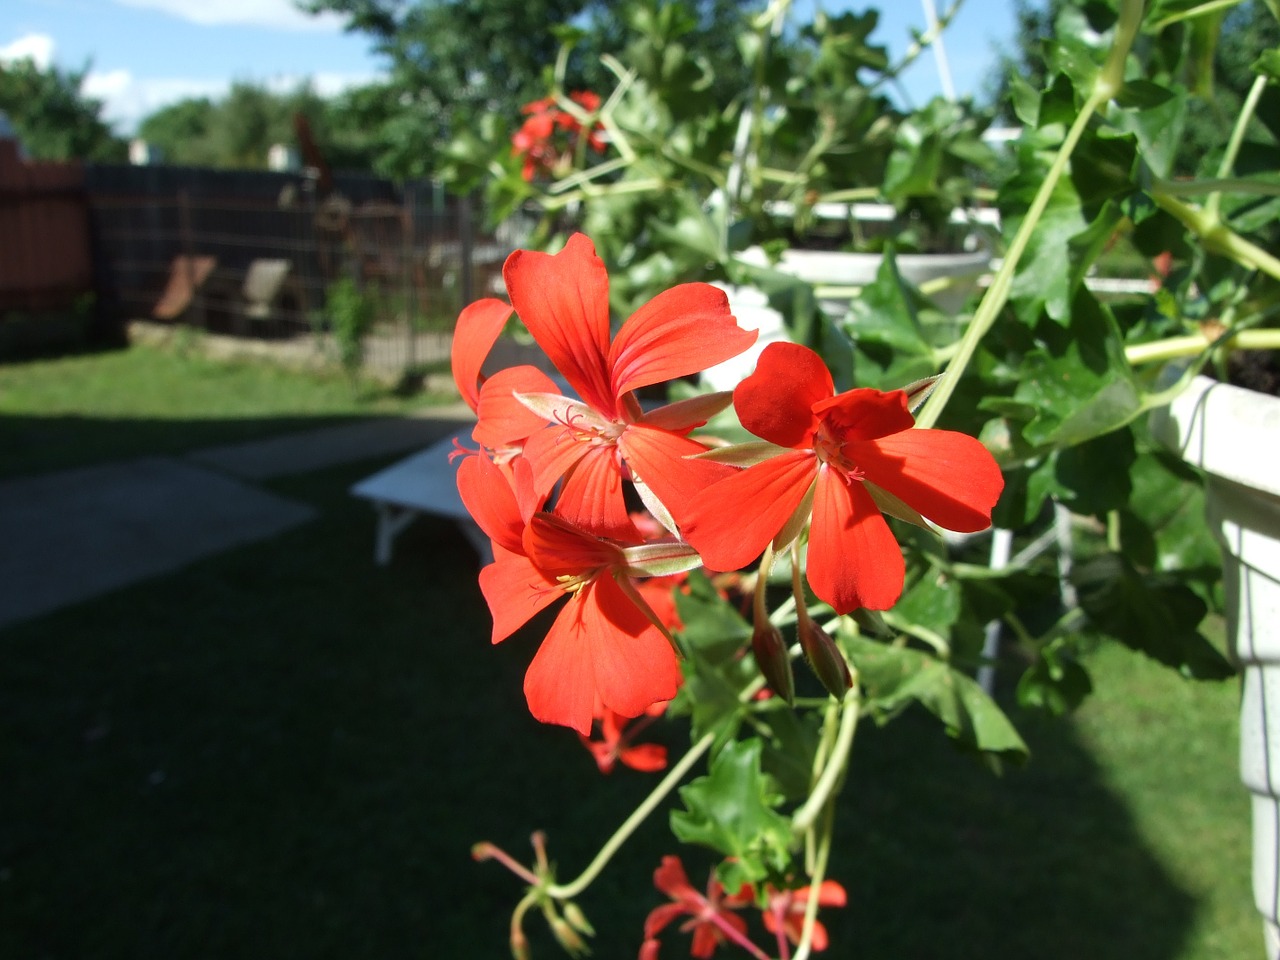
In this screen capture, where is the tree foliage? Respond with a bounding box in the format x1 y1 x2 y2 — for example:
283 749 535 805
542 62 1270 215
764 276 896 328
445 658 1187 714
297 0 763 177
0 58 125 162
136 80 384 171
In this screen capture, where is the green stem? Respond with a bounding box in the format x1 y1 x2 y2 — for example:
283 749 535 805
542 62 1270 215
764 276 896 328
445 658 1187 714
546 728 713 900
1149 0 1246 31
1154 177 1280 199
1151 191 1280 282
546 674 767 900
916 92 1105 428
875 0 965 90
791 683 860 836
791 800 837 960
1106 510 1122 553
1124 329 1280 366
916 0 1143 430
1206 73 1268 221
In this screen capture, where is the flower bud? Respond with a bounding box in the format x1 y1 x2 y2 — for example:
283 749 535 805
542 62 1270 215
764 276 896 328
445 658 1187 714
563 901 595 935
752 621 795 705
510 926 530 960
550 915 589 956
799 619 852 698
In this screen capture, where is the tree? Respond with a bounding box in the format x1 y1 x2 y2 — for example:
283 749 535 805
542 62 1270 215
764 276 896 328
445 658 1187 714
136 80 385 171
0 58 125 161
136 97 218 166
296 0 763 177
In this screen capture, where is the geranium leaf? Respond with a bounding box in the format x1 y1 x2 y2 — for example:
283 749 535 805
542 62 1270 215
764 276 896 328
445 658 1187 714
670 572 756 745
1071 552 1235 679
670 738 794 893
1013 290 1143 449
843 633 1029 764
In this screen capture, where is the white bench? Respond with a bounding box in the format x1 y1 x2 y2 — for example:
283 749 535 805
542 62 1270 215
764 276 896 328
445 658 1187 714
349 427 492 565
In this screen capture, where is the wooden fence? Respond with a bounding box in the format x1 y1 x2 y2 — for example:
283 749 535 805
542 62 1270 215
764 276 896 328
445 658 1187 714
1 154 525 375
0 141 93 312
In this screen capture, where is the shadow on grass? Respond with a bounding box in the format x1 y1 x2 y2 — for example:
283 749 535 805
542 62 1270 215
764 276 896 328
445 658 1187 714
0 412 413 482
0 455 1208 959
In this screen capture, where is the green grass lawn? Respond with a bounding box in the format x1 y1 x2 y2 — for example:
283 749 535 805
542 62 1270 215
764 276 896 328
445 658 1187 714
0 344 1258 958
0 343 454 479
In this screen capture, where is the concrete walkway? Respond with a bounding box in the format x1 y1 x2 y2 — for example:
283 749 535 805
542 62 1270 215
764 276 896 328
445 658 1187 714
0 405 472 630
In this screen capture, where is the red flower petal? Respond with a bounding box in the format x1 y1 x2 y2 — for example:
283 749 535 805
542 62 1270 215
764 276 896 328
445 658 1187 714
503 233 615 413
853 429 1003 533
619 742 668 773
643 904 688 940
456 452 524 554
812 387 914 442
618 425 736 531
807 468 905 613
551 443 638 541
523 576 680 734
525 513 625 578
477 549 562 644
608 283 757 402
682 451 817 573
652 855 699 901
587 575 682 714
451 298 513 411
522 598 599 735
473 365 559 450
734 342 832 448
520 421 595 497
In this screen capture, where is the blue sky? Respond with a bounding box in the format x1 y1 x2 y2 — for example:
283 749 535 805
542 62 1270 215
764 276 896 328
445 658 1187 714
1 0 1019 136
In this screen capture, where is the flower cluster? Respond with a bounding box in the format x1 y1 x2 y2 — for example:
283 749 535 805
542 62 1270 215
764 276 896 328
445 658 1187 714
510 91 606 182
640 855 848 959
453 232 1003 733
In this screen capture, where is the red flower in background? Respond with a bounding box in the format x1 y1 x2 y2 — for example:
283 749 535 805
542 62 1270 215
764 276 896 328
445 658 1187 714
511 91 607 181
640 856 761 960
683 341 1004 614
579 702 669 774
761 880 847 952
502 233 756 539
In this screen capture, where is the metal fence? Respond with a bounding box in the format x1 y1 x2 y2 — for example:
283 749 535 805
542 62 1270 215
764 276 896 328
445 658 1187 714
83 165 526 379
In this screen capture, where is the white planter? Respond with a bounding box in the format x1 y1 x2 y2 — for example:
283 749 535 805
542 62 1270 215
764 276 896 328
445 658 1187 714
1151 373 1280 959
737 245 992 318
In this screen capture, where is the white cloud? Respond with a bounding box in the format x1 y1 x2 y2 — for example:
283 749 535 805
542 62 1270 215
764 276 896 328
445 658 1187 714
109 0 346 31
0 32 56 69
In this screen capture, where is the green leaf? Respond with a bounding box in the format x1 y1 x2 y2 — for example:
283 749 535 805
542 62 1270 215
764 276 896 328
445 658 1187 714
1120 449 1220 574
1053 427 1137 515
670 738 794 893
1013 291 1143 449
843 634 1029 763
1110 79 1187 179
671 572 756 745
1016 640 1093 715
1071 553 1235 679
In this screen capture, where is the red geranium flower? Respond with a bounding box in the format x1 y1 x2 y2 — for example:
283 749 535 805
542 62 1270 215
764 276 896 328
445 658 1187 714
683 341 1004 613
511 91 606 180
502 233 757 539
579 702 668 774
457 451 699 735
640 856 762 960
761 880 847 952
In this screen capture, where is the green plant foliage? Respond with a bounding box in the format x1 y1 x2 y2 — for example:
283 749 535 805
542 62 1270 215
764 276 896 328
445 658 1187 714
670 738 794 893
843 632 1030 764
